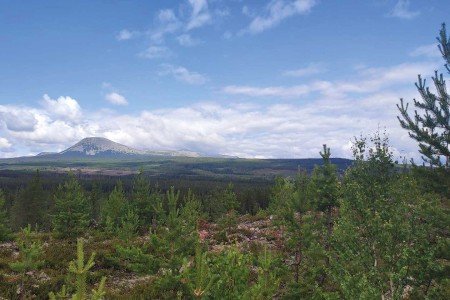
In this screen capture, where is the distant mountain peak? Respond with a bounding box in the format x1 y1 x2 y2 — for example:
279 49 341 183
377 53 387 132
31 136 227 159
59 137 145 157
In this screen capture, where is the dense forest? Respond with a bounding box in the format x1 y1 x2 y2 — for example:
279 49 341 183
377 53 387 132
0 24 449 300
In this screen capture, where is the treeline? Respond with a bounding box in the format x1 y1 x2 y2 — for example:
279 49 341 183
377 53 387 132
0 170 271 233
0 133 448 299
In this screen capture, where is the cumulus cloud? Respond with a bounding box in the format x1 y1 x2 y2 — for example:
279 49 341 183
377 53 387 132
0 107 37 132
41 94 81 120
388 0 420 19
0 93 422 161
0 99 95 156
105 92 128 106
0 137 12 149
159 64 207 85
245 0 317 34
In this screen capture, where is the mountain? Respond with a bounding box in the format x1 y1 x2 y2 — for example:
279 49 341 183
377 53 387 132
59 137 145 157
44 137 204 158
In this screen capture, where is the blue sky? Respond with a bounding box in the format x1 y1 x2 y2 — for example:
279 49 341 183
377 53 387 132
0 0 448 159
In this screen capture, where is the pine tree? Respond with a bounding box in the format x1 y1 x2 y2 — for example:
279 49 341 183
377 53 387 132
131 169 152 228
87 182 105 222
52 172 90 238
397 23 450 168
102 180 128 233
9 224 44 272
11 170 46 230
184 243 216 299
131 171 167 231
270 169 319 296
116 209 139 241
247 244 280 299
310 144 339 286
49 238 106 300
167 186 180 229
223 183 239 212
179 189 204 233
0 189 11 240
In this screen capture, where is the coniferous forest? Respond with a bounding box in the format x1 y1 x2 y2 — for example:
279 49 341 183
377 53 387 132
0 24 449 300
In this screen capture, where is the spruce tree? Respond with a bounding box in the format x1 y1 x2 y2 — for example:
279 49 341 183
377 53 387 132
52 172 90 238
397 23 450 168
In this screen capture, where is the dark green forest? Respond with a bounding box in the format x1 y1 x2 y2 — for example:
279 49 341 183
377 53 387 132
0 24 449 299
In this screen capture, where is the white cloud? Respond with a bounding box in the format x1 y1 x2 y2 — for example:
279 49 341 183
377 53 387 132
388 0 420 19
150 9 181 43
158 9 178 23
116 29 140 41
176 34 199 46
283 63 325 77
159 64 207 85
245 0 317 34
223 84 312 97
126 1 223 58
186 0 211 31
0 93 423 161
0 107 37 132
409 44 441 58
0 100 95 153
105 92 128 106
41 94 81 120
139 46 172 59
224 62 437 98
0 137 11 149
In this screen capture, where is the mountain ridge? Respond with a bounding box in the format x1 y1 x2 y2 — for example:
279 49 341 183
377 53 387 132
39 137 210 158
